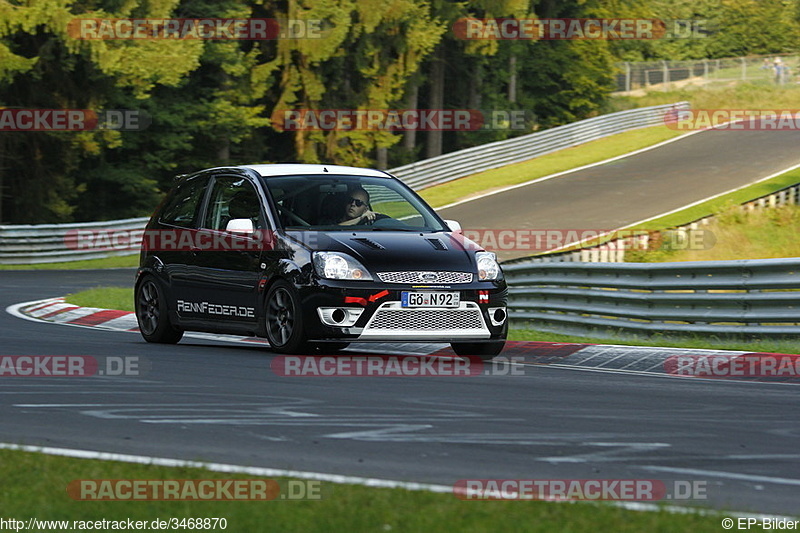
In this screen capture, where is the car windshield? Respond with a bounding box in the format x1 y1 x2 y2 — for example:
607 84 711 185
261 174 448 231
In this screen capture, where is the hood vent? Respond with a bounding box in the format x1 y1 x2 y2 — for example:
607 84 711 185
352 237 385 250
426 238 447 251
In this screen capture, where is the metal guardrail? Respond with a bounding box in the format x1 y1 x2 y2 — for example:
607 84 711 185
503 257 800 337
0 103 687 264
390 102 689 190
0 218 148 264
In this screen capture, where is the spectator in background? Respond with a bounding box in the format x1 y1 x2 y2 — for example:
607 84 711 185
774 57 787 85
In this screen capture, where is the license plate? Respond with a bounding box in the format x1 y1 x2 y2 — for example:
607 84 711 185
401 291 460 308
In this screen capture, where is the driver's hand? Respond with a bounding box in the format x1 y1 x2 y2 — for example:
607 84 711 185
360 210 377 223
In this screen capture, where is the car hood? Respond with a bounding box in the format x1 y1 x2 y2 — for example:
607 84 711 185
286 230 481 272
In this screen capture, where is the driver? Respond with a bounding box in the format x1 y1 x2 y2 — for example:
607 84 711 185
337 187 379 225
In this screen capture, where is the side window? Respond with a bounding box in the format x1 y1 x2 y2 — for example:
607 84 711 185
159 177 208 228
203 176 265 231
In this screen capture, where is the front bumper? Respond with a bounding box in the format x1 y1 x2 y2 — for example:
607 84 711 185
298 282 508 342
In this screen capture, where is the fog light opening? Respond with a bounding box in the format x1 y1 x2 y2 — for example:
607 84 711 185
317 307 365 327
331 308 346 323
488 306 507 326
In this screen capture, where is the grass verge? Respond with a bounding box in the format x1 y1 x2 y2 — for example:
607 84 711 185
608 82 800 114
0 254 139 271
0 448 729 531
627 204 800 262
509 328 800 356
64 287 134 312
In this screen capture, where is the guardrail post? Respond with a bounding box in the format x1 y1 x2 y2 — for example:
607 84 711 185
624 62 631 92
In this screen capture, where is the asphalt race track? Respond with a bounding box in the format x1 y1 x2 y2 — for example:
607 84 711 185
441 127 800 259
2 270 799 516
4 127 800 516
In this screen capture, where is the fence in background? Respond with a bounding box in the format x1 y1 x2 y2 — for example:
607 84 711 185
615 54 799 93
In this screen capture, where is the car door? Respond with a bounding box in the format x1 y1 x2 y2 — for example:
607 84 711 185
153 173 211 306
188 174 268 326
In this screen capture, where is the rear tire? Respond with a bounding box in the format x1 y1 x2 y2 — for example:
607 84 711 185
135 277 183 344
450 341 505 361
265 280 309 354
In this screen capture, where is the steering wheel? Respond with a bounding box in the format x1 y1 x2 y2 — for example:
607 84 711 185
358 213 392 226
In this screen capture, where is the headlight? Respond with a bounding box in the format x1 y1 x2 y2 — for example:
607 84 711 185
313 252 373 281
476 251 501 281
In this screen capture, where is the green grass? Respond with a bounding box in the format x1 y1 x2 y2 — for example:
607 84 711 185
419 126 685 208
626 204 800 263
0 448 733 531
0 253 139 270
508 328 800 355
64 287 134 311
609 82 800 113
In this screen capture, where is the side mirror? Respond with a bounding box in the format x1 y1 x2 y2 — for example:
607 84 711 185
444 219 462 232
226 218 255 235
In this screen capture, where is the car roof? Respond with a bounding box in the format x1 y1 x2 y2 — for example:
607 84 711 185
241 164 390 178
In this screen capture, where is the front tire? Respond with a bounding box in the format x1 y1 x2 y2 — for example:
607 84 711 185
135 277 183 344
450 341 505 361
265 280 308 354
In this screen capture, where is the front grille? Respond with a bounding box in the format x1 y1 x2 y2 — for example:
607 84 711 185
377 271 473 284
369 309 483 330
360 302 490 339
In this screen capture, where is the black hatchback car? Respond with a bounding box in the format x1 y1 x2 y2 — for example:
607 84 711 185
134 164 507 358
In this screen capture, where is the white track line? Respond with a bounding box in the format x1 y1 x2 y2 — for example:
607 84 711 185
642 466 800 487
0 442 788 519
437 129 705 211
